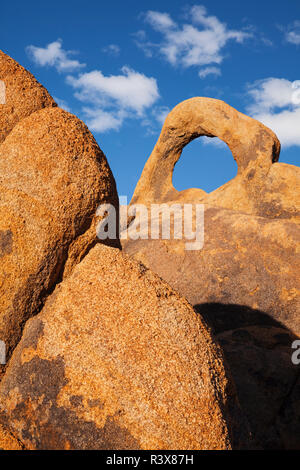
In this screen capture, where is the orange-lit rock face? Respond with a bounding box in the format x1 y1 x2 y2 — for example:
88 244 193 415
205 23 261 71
130 97 299 220
123 98 300 449
124 206 300 336
124 97 300 333
0 245 251 450
0 50 57 143
0 54 119 371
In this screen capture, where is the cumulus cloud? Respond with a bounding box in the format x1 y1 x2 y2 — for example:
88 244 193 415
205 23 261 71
284 21 300 45
199 66 221 79
246 78 300 147
26 39 85 72
82 108 125 133
146 11 176 31
102 44 121 56
67 66 160 132
137 5 251 74
67 66 159 114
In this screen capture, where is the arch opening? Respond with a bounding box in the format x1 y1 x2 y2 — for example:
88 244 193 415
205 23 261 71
172 136 238 194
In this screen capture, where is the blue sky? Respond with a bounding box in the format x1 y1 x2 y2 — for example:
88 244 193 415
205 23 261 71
1 0 300 198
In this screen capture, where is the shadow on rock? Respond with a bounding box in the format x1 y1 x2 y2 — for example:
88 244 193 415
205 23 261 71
194 302 300 450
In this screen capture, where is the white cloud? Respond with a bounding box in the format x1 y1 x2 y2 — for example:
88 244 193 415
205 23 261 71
67 66 159 114
82 108 125 133
285 21 300 45
26 39 85 72
254 108 300 147
67 66 160 133
199 66 221 79
26 39 161 133
102 44 120 56
246 78 300 147
138 5 251 73
247 78 296 113
145 11 176 31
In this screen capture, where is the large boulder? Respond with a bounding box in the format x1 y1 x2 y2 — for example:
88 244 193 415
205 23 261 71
0 54 119 373
0 244 251 450
0 50 56 143
122 98 300 448
124 207 300 336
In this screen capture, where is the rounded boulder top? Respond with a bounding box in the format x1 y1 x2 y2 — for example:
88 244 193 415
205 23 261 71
0 50 57 143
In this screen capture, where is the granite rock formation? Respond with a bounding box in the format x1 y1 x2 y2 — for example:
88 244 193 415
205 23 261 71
130 97 299 221
0 53 119 374
122 98 300 448
0 50 56 143
0 245 251 450
0 54 298 451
